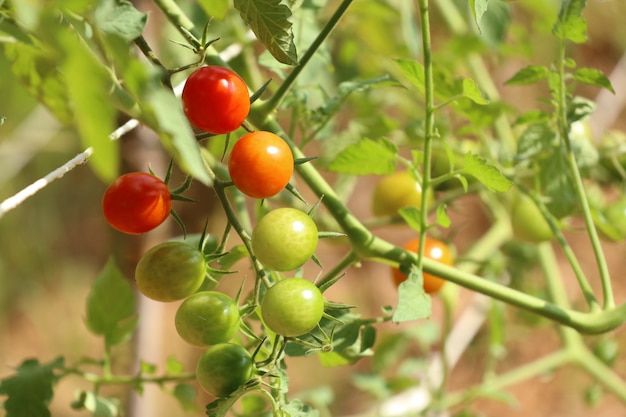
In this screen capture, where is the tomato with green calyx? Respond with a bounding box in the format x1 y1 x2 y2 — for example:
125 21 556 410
196 343 254 398
510 190 554 243
228 131 294 199
102 172 171 235
261 278 324 337
175 291 240 346
392 236 453 294
135 242 206 302
371 170 433 217
181 66 250 134
252 208 318 271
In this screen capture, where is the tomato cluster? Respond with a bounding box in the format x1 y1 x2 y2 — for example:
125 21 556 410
132 238 249 397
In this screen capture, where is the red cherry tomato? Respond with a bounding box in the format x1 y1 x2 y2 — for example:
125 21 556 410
181 66 250 134
228 131 294 199
392 236 453 294
102 172 171 235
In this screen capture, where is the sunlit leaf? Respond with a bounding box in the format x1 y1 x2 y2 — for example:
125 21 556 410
505 65 550 85
463 154 512 192
327 138 397 175
573 68 614 93
552 0 587 43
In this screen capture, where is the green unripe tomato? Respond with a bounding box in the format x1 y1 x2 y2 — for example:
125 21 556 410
175 291 240 346
196 343 254 398
261 278 325 337
510 191 554 243
371 171 432 217
251 208 318 271
603 197 626 239
135 242 206 302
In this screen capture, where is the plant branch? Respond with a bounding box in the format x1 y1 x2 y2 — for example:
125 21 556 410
254 0 355 118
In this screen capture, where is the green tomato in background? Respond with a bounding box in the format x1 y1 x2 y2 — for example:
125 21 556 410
371 170 433 217
510 190 555 243
603 197 626 240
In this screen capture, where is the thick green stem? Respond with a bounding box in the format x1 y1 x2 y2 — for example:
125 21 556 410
555 40 614 309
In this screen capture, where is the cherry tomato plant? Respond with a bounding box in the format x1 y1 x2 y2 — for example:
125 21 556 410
2 0 626 417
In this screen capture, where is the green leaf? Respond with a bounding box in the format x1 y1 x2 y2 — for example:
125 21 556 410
468 0 489 32
0 357 64 417
85 258 138 347
398 207 423 232
552 0 587 43
327 138 397 175
59 29 119 183
463 154 512 192
573 68 615 93
395 59 425 91
94 0 147 41
144 89 212 186
197 0 229 20
392 265 432 323
435 204 451 228
234 0 297 65
3 42 73 124
538 151 578 219
505 65 550 85
172 384 198 413
516 123 557 160
461 77 488 104
81 392 120 417
166 355 185 375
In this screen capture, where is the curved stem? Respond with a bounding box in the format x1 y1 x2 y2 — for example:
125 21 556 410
555 39 613 309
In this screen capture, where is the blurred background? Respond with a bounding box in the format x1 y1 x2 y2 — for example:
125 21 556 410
1 0 626 416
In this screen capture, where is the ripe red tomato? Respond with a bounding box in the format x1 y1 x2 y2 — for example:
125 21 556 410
181 66 250 134
261 278 324 337
102 172 171 235
228 131 294 198
392 236 453 294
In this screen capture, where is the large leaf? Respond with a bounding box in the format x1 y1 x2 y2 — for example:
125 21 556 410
463 154 512 192
94 0 147 41
327 137 397 175
59 29 119 183
85 258 138 347
0 357 64 417
235 0 297 65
